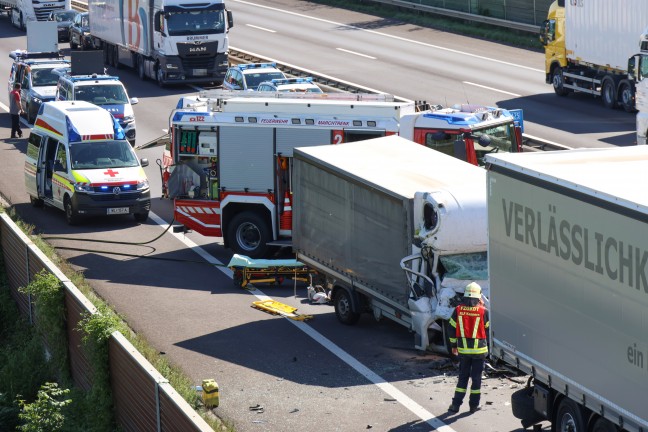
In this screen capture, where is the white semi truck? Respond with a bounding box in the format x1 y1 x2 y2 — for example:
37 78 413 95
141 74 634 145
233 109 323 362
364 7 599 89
485 147 648 432
292 136 488 352
88 0 233 87
8 0 69 30
540 0 648 112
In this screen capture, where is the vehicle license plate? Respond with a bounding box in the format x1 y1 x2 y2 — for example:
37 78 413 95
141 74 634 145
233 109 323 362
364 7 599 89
107 207 129 215
193 69 207 76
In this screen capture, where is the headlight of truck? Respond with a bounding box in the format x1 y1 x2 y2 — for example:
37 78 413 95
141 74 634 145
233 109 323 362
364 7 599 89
136 179 149 191
166 63 178 70
74 183 92 193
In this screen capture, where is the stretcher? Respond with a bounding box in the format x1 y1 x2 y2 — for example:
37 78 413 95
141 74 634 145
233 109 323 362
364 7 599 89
227 254 313 289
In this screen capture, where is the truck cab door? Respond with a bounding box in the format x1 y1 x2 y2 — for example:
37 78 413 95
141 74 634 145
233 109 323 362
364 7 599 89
51 141 69 209
25 132 44 199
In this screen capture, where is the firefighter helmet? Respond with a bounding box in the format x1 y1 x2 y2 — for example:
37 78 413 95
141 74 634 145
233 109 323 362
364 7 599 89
464 282 482 299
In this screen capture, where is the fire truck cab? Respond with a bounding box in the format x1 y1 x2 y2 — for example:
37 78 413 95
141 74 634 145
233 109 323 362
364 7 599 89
161 91 522 258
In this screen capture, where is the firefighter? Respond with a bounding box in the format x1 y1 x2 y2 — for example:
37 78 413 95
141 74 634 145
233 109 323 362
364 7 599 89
447 282 489 414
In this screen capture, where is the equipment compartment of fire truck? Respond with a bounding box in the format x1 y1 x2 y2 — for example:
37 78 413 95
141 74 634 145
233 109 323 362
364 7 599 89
161 91 523 258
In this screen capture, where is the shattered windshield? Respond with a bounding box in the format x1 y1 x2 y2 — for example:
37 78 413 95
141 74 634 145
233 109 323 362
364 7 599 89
166 10 225 35
70 141 139 169
439 252 488 281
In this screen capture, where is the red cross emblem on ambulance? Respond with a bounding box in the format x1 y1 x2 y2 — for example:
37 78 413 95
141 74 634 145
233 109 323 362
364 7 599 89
104 169 119 177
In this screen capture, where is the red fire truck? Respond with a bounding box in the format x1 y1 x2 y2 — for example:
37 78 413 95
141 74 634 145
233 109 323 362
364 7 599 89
160 91 522 257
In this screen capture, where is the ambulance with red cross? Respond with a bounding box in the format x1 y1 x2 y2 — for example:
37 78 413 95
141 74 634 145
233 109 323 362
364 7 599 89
24 100 151 225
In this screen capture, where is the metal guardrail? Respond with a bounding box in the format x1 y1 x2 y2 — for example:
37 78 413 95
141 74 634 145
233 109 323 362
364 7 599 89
361 0 540 34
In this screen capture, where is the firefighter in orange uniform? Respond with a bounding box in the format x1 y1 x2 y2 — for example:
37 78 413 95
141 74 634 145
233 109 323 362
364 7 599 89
447 282 489 414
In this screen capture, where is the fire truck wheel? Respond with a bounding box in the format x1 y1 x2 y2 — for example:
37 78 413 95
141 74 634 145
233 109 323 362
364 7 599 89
333 289 360 325
227 211 270 259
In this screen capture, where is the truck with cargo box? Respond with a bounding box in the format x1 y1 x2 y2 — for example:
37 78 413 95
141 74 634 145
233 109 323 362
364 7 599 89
541 0 648 112
88 0 233 86
485 147 648 432
293 136 488 351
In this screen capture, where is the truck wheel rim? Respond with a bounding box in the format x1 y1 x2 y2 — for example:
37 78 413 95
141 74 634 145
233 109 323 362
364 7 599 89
236 222 260 251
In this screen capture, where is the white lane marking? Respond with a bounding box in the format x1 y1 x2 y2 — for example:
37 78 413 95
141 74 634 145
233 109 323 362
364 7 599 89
233 0 543 73
463 81 521 97
246 24 276 33
336 48 377 60
0 101 29 127
148 210 457 431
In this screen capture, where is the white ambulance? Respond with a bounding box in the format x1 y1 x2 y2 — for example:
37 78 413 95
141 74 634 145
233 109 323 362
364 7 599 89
24 101 151 224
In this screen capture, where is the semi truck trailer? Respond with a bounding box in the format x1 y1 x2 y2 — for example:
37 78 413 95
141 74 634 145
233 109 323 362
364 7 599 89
88 0 233 87
541 0 648 112
485 147 648 432
292 136 488 352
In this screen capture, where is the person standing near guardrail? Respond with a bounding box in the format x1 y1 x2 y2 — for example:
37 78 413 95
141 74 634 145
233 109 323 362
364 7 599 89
10 83 23 138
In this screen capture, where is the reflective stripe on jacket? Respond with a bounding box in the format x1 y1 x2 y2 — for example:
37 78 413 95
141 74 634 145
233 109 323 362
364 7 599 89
449 304 490 356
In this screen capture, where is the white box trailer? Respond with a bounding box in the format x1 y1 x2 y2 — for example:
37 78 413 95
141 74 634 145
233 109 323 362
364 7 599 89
486 147 648 432
293 136 488 351
541 0 648 111
565 0 648 72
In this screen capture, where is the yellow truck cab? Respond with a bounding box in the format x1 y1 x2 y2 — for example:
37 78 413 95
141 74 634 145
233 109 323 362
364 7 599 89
24 100 151 224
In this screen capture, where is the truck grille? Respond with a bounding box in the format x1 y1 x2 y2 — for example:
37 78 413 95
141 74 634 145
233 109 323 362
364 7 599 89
89 191 144 202
34 5 64 21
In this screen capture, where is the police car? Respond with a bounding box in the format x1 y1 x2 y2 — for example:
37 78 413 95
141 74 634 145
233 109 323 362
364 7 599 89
222 63 286 91
8 50 70 124
55 72 139 146
256 77 323 93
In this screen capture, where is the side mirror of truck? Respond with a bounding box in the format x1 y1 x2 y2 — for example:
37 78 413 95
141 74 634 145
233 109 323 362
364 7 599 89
227 10 234 30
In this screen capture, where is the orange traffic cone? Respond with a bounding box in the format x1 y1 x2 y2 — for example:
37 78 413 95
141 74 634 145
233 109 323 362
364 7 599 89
280 192 292 235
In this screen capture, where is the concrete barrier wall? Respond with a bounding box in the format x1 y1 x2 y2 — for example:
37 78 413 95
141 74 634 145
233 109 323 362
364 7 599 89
0 212 213 432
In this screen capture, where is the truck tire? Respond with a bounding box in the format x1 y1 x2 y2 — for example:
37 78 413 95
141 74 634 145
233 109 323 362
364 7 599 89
137 55 145 80
618 81 635 113
64 196 80 226
552 67 569 96
226 211 270 258
592 417 618 432
111 45 120 69
333 289 360 325
556 398 585 432
601 78 617 109
156 64 166 88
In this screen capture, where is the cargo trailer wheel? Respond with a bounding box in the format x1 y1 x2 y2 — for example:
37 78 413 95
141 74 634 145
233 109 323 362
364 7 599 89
227 211 270 258
552 67 569 96
556 398 585 432
619 81 635 113
601 78 617 109
592 417 618 432
64 196 80 226
333 289 360 325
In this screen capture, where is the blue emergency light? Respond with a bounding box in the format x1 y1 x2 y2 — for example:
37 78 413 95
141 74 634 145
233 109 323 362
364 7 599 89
238 62 277 70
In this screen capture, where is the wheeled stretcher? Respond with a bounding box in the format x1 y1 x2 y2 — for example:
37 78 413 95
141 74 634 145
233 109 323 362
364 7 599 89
227 254 313 288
